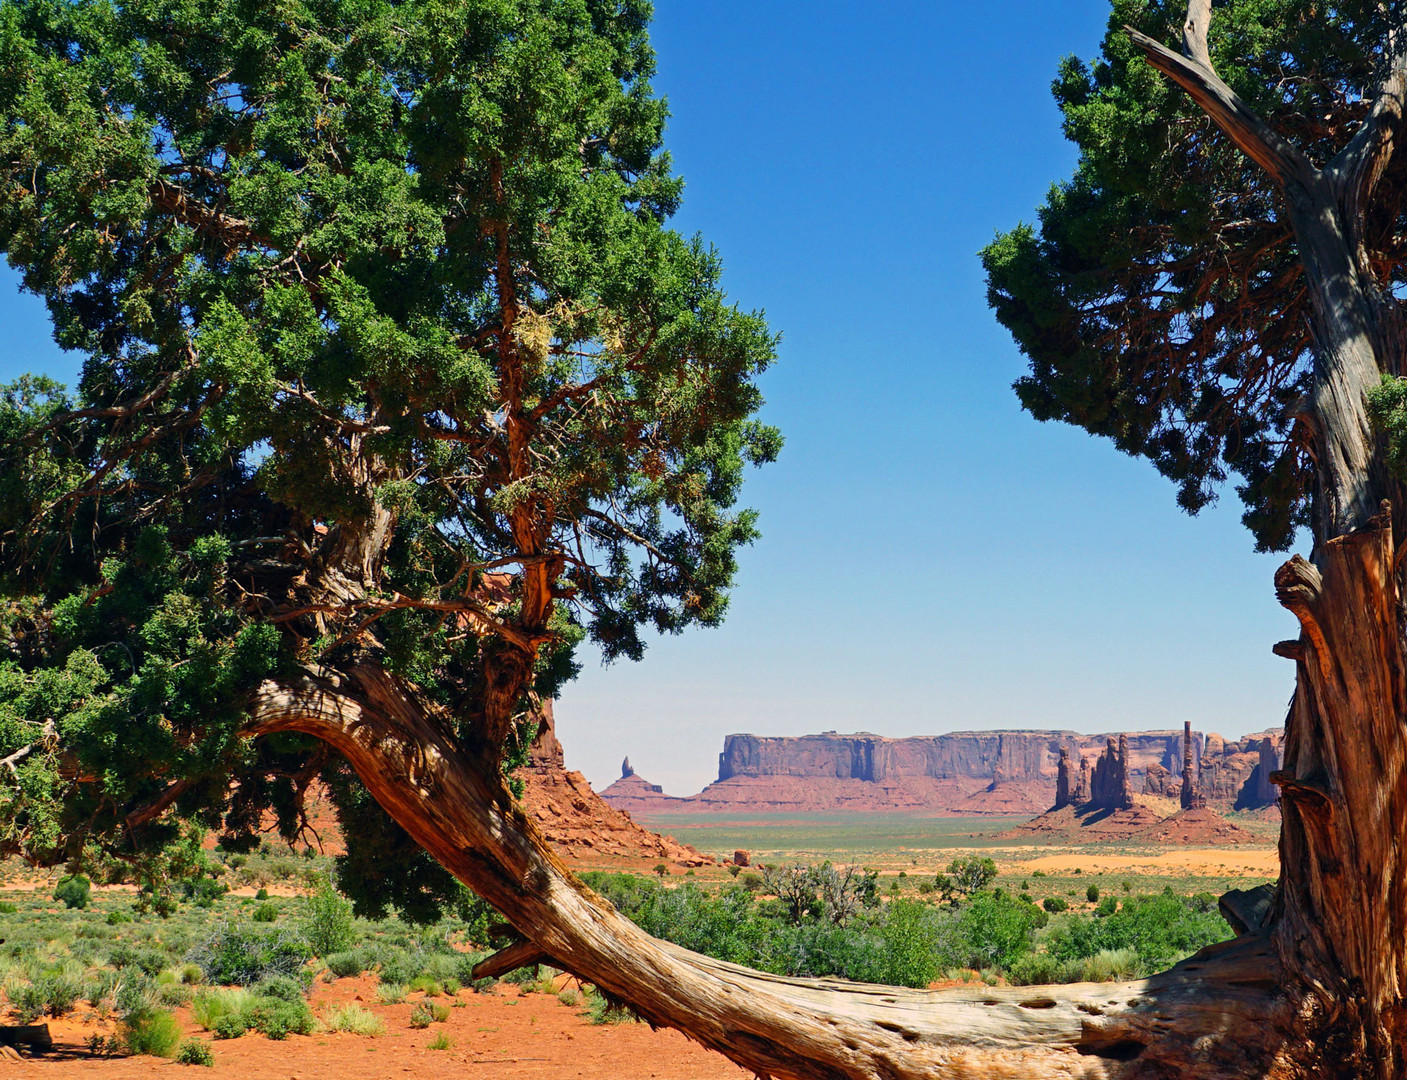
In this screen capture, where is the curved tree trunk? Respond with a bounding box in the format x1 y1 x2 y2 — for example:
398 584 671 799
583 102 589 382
250 665 1299 1080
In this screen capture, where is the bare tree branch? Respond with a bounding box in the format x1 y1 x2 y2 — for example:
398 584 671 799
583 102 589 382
1126 24 1318 190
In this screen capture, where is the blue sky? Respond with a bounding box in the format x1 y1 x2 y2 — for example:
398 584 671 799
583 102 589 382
0 1 1303 795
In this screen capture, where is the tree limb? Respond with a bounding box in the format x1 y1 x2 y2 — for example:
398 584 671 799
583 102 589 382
0 719 57 779
1125 25 1317 191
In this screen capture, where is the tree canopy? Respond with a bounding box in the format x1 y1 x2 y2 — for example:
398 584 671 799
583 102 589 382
0 0 778 916
982 0 1406 552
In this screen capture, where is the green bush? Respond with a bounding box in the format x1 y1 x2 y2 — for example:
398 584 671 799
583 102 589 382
959 893 1044 971
324 950 371 979
303 875 355 956
191 988 252 1032
252 902 279 923
321 1002 384 1036
242 997 316 1040
1042 897 1068 913
1086 884 1100 904
408 1000 448 1028
176 1039 215 1066
123 1010 183 1057
1043 891 1229 970
255 888 270 901
1005 952 1064 986
54 875 91 910
186 925 311 986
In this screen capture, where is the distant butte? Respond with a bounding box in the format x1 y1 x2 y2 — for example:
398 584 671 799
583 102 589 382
599 728 1283 817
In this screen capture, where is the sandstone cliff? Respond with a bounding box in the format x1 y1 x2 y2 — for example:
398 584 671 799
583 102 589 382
604 727 1283 817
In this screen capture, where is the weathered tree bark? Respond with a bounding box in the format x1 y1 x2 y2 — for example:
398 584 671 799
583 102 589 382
250 664 1296 1080
1129 2 1407 1076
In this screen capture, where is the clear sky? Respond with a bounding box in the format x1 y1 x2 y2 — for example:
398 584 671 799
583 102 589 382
0 1 1303 797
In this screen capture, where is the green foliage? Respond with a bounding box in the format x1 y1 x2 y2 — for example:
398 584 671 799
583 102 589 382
186 925 311 986
1043 890 1228 969
321 1002 385 1037
983 0 1405 550
252 902 279 923
0 0 778 924
957 893 1043 971
408 1000 449 1028
123 1009 183 1057
301 874 355 956
1086 884 1100 904
933 856 996 905
53 874 90 909
176 1039 215 1067
1042 897 1068 914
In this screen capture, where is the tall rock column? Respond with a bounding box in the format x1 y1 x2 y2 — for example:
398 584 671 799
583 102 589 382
1054 747 1073 809
1180 721 1205 810
1117 733 1134 810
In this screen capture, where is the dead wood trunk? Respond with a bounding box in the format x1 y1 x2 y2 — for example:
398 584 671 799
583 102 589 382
250 665 1296 1080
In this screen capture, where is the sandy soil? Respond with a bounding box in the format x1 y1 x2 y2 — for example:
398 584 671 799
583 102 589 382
1 977 748 1080
1017 848 1280 875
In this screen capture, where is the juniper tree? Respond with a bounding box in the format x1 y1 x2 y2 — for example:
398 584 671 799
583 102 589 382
985 0 1407 1074
0 0 786 939
9 0 1401 1077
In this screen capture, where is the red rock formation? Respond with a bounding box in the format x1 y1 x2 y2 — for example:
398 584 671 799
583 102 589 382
1234 735 1283 810
1085 736 1135 811
1054 746 1073 809
519 701 711 866
601 728 1284 818
1181 720 1206 810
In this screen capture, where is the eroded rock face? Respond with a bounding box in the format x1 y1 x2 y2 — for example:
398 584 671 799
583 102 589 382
1087 736 1135 811
1235 736 1283 810
606 728 1284 817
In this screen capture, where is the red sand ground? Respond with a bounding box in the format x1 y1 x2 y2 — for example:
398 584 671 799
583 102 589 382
2 977 748 1080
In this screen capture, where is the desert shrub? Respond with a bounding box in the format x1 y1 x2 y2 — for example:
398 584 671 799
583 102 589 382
0 901 14 914
1042 897 1068 913
409 975 443 996
251 975 306 1003
53 874 91 910
1086 884 1100 903
254 888 270 901
373 947 428 986
158 982 193 1007
109 944 169 976
252 902 279 923
241 996 315 1039
408 1000 448 1028
302 875 355 956
557 987 579 1007
176 1039 215 1066
324 950 372 979
321 1002 384 1036
115 975 161 1022
1043 892 1229 970
958 893 1044 971
123 1010 183 1057
502 963 541 987
877 899 953 988
1095 897 1118 917
6 980 46 1022
1006 952 1064 986
1078 947 1143 982
191 988 252 1031
376 982 407 1004
427 1031 453 1050
187 925 311 986
106 911 131 926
